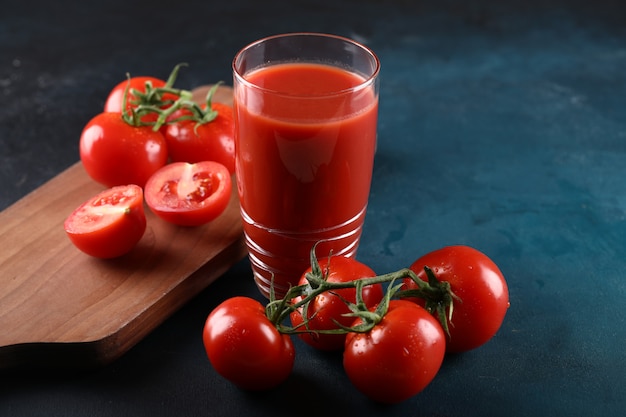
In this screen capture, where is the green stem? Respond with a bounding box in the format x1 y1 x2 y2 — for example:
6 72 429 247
118 63 226 131
265 245 458 337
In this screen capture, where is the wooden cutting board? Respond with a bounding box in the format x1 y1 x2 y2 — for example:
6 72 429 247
0 85 247 372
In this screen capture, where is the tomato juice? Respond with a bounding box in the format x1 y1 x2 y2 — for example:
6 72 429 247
234 62 378 296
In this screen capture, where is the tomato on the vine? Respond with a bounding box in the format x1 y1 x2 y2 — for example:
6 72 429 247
104 75 178 124
144 161 231 226
64 184 146 259
164 103 235 173
203 296 295 391
79 112 168 188
289 256 383 351
404 245 510 353
343 300 446 404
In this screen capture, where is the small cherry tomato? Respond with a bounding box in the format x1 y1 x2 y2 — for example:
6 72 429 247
343 300 446 404
164 103 235 173
203 296 295 390
289 256 383 351
144 161 231 226
79 112 168 188
404 245 510 353
64 184 146 259
104 76 178 124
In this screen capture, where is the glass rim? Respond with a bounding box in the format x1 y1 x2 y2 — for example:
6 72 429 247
232 32 380 98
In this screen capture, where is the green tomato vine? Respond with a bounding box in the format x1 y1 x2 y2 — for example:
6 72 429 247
264 244 460 337
119 63 222 130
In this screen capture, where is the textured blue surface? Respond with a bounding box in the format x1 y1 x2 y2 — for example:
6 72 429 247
1 0 625 415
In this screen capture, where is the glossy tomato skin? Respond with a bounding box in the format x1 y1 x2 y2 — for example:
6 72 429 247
104 76 176 124
405 245 510 353
144 161 231 226
79 112 168 188
203 296 295 391
343 300 446 404
164 103 235 173
289 256 383 351
64 184 146 259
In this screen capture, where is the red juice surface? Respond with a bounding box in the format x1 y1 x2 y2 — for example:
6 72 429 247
235 62 378 293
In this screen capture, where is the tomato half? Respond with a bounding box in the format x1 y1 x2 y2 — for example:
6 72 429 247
343 300 446 404
144 161 232 226
203 296 295 390
79 112 168 188
104 76 177 124
405 245 510 353
164 103 235 173
289 256 383 351
64 184 147 259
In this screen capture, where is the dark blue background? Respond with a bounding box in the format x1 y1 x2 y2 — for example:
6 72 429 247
1 0 625 415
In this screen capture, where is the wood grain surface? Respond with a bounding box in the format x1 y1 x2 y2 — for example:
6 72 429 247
0 85 246 371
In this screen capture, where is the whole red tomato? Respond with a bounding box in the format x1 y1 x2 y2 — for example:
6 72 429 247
104 75 178 124
343 300 446 404
404 245 510 353
64 184 146 258
79 112 168 188
144 161 232 226
289 256 383 351
164 103 235 173
203 296 295 390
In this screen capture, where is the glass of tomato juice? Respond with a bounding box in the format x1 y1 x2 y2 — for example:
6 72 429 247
232 33 380 298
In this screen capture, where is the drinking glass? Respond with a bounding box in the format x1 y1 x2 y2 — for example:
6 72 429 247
232 32 380 298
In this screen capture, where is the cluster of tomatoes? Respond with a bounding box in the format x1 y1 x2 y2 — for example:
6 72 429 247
64 65 235 258
202 245 510 404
